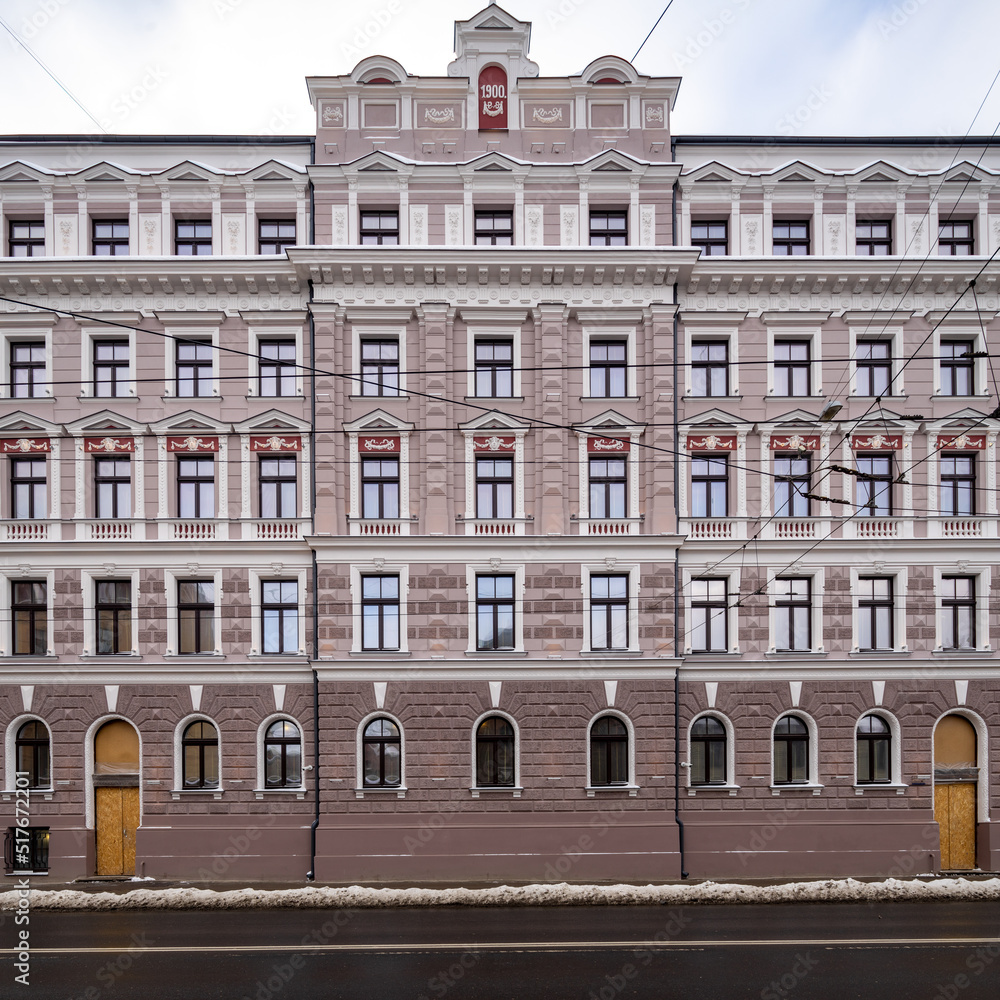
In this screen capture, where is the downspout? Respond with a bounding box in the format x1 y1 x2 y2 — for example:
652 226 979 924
671 154 688 878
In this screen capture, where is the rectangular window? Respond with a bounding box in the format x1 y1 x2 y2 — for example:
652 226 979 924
590 574 629 650
258 219 296 255
939 220 973 255
691 342 728 396
175 220 212 255
176 340 213 397
259 340 296 397
12 581 46 656
96 580 131 654
855 340 891 396
361 458 399 519
856 220 891 255
475 457 513 519
691 456 727 517
474 210 513 245
589 458 627 519
177 457 214 518
589 210 627 246
589 341 627 397
940 455 975 516
774 456 810 517
93 341 129 397
11 457 46 519
858 577 893 651
942 576 975 650
361 575 399 651
262 580 298 654
855 455 893 516
5 827 49 873
773 221 810 255
941 341 975 396
10 342 45 398
773 341 811 396
360 339 399 396
690 579 727 653
775 578 811 651
178 581 214 654
476 575 515 650
94 457 131 518
9 221 44 257
474 340 514 397
92 220 129 255
360 211 399 245
259 456 296 519
691 221 728 255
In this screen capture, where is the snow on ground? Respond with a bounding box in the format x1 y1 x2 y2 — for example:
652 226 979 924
0 877 998 911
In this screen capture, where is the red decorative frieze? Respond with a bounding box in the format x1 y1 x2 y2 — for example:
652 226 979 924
936 433 986 450
167 435 218 453
686 434 736 452
359 435 399 453
588 436 630 453
251 435 301 452
851 433 901 451
85 437 134 453
1 437 50 453
474 435 516 452
769 434 820 452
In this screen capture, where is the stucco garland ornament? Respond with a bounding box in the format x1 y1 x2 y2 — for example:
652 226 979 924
322 105 344 124
254 436 298 452
532 107 563 124
363 438 396 452
482 101 504 117
645 106 664 124
481 435 507 451
593 438 625 451
424 108 456 124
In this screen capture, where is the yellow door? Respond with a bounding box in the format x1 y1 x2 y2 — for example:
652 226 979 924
935 783 977 870
96 786 140 876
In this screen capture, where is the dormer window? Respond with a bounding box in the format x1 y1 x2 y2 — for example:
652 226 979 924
366 78 394 85
595 77 625 84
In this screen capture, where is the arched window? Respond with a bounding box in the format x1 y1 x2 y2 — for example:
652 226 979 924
773 715 809 784
857 714 891 784
363 718 401 788
182 721 219 789
264 720 302 788
476 716 514 787
16 721 50 789
590 715 628 786
691 716 727 785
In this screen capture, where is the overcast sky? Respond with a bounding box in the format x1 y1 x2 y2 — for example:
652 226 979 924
1 0 998 139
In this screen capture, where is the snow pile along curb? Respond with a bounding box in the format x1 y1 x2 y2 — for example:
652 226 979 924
1 877 998 910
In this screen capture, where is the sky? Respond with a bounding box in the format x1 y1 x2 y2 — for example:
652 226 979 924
0 0 999 140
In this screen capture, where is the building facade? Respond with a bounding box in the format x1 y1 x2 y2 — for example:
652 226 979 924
1 5 997 882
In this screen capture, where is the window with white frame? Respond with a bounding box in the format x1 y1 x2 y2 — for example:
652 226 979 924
262 718 303 789
691 456 728 517
941 575 976 650
774 455 810 517
361 716 402 789
773 715 810 784
940 454 976 515
475 715 516 787
259 455 297 518
589 715 629 785
7 340 47 399
939 339 977 396
689 714 729 786
690 341 729 397
584 328 635 398
352 325 407 397
180 719 220 789
689 578 728 653
360 575 400 651
774 578 812 651
857 577 894 651
177 456 214 518
767 327 821 397
164 327 218 398
248 326 303 397
79 327 135 399
94 456 131 518
261 580 298 654
582 565 639 653
10 456 46 519
13 718 51 789
856 714 891 784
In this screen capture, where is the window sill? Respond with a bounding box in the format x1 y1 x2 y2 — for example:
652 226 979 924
1 789 53 801
79 653 142 660
465 649 528 657
580 396 641 403
4 871 48 877
586 785 639 797
850 394 906 401
349 650 411 658
171 789 224 800
854 783 907 796
848 649 910 658
355 786 407 799
683 394 743 402
770 783 823 795
687 784 740 796
254 788 306 800
580 650 644 658
471 786 522 798
464 396 525 403
764 650 828 659
164 652 226 659
348 394 409 401
246 394 305 400
931 648 994 657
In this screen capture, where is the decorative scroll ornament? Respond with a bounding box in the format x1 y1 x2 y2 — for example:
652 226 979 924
1 437 49 453
424 107 455 124
851 433 901 450
474 434 515 452
770 434 819 452
937 433 985 451
322 105 344 124
589 437 628 452
85 437 134 453
167 435 218 452
482 101 504 118
361 436 399 453
532 107 563 124
250 435 301 452
644 105 664 124
686 434 736 452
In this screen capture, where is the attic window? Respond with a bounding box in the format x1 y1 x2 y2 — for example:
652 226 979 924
595 77 624 84
366 77 394 85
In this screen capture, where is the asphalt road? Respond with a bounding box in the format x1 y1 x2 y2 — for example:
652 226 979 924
2 901 999 999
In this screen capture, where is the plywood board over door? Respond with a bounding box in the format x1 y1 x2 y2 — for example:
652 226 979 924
935 783 977 871
95 786 140 876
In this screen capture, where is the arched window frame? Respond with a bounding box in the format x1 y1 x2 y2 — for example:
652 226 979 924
854 711 905 792
932 709 991 823
355 711 406 798
585 710 638 797
83 715 142 830
470 710 521 797
686 711 738 792
770 712 822 793
5 715 52 794
172 714 222 797
255 714 306 798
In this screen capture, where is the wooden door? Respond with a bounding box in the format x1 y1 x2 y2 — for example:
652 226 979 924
96 786 140 876
935 783 977 870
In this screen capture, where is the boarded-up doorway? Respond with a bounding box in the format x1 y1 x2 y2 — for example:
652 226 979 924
933 715 978 871
94 720 141 876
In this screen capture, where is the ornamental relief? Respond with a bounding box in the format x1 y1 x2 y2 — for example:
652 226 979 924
644 104 664 126
1 437 49 453
321 104 345 126
423 107 456 124
531 106 564 125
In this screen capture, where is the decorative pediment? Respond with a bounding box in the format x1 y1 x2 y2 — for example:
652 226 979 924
0 160 53 183
678 407 741 430
850 160 911 184
682 161 747 184
64 411 147 436
476 163 512 172
0 412 60 436
350 55 408 85
156 160 221 183
849 409 917 433
579 55 641 86
925 407 997 431
593 162 630 172
579 149 644 176
343 409 414 434
939 161 996 185
767 161 829 183
461 151 525 177
70 161 138 182
458 409 530 434
575 410 645 436
233 409 310 435
148 411 232 435
343 150 412 177
242 159 305 182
